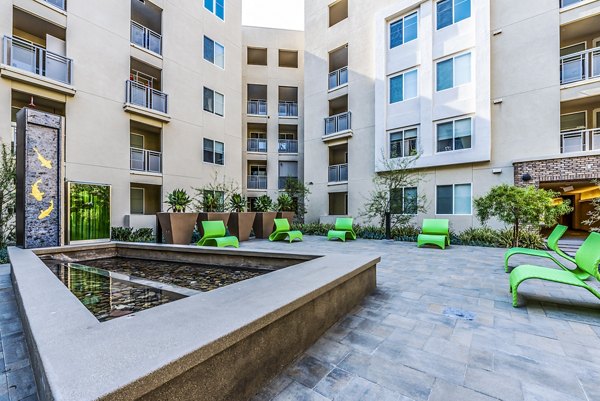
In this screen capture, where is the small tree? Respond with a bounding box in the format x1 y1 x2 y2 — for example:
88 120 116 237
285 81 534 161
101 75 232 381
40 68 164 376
193 171 239 212
582 180 600 232
282 177 310 223
0 143 15 249
361 154 426 230
474 184 572 247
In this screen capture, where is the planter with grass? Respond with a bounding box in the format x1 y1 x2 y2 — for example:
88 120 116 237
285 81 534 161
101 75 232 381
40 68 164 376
227 193 255 241
157 189 198 245
253 195 277 239
276 193 295 225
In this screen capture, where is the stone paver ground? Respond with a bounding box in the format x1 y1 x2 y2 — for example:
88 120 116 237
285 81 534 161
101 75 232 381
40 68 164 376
244 237 600 401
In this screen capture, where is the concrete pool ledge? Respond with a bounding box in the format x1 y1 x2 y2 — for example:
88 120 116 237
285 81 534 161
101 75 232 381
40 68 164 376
9 243 379 401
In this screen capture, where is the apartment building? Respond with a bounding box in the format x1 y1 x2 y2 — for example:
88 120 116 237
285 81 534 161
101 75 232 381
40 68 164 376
242 26 304 209
1 0 242 242
305 0 600 231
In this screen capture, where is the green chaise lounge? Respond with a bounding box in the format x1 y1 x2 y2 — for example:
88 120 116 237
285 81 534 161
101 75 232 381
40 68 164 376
197 220 239 248
327 217 357 242
510 232 600 307
417 219 450 249
269 218 303 243
504 224 589 280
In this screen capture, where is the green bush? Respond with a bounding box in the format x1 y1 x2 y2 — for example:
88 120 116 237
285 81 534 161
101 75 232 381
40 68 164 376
0 248 8 264
111 227 155 243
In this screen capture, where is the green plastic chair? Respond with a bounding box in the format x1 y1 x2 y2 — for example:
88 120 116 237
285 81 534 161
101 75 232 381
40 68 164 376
327 217 357 242
417 219 450 249
269 218 303 243
504 224 590 280
510 232 600 307
197 220 239 248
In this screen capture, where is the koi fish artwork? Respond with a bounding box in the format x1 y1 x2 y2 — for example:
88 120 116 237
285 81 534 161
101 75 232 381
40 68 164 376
38 200 54 220
31 179 44 201
33 147 52 169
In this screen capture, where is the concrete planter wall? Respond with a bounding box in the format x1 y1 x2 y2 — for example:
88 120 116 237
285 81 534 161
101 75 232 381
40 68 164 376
157 212 198 245
253 212 277 239
227 212 256 241
277 212 295 226
197 212 231 237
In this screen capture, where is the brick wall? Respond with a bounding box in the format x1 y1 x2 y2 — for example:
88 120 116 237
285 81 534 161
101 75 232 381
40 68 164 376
513 154 600 187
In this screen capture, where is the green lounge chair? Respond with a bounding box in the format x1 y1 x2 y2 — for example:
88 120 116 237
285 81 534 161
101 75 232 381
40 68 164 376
327 217 357 242
417 219 450 249
197 220 239 248
269 218 303 243
510 232 600 307
504 224 589 280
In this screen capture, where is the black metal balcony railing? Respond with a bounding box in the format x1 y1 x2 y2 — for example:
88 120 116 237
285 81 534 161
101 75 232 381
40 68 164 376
560 129 600 153
45 0 66 10
130 148 162 173
131 21 162 55
247 99 267 115
560 47 600 85
126 80 168 114
328 164 348 183
278 139 298 153
247 138 267 152
2 36 73 85
324 111 352 135
278 101 298 117
247 175 267 190
328 66 348 90
278 176 298 190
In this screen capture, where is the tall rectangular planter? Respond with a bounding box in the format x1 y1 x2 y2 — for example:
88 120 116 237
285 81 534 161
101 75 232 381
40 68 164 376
157 212 199 245
228 212 256 241
253 212 277 239
277 212 295 226
197 212 231 237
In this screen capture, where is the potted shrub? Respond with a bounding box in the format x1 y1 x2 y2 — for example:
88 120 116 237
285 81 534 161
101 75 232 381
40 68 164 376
157 189 198 245
253 195 277 239
197 191 231 237
227 193 255 241
276 193 295 225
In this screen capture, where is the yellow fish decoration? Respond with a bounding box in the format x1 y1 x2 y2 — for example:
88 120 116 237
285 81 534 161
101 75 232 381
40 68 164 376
31 179 44 202
33 147 52 169
38 200 54 220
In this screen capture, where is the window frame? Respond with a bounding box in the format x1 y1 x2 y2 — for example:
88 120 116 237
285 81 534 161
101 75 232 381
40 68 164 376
203 87 225 117
204 36 225 69
204 0 225 20
435 51 472 92
389 126 419 159
436 0 471 30
389 68 418 104
130 187 145 215
390 186 418 215
435 183 472 215
435 116 473 153
203 138 225 165
389 10 419 49
560 110 587 132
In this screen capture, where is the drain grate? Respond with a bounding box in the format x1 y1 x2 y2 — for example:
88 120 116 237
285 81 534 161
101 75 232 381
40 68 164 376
443 307 475 321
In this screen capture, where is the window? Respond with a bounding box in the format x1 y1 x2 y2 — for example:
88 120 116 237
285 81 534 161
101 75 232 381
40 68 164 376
436 52 471 91
437 0 470 30
204 36 225 69
279 50 298 68
131 188 144 214
203 87 224 116
203 190 225 209
436 184 471 215
247 47 268 66
437 117 472 152
390 128 418 158
203 138 224 165
205 0 224 20
560 111 586 131
390 187 418 215
390 11 418 48
329 0 348 27
390 69 418 103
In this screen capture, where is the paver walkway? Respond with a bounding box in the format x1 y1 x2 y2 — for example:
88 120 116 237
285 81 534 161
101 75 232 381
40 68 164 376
244 237 600 401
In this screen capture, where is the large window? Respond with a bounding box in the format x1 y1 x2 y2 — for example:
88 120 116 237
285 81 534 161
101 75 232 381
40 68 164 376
204 0 224 20
390 128 418 158
390 69 418 103
203 138 224 165
203 87 224 116
436 184 471 215
390 11 418 49
437 117 472 152
130 187 144 214
204 36 225 69
436 52 471 91
437 0 470 30
390 187 418 214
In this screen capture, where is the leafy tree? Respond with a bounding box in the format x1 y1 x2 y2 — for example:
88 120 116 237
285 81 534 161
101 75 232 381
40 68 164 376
474 184 572 247
193 171 239 212
281 177 310 223
361 154 426 230
0 143 15 249
582 180 600 232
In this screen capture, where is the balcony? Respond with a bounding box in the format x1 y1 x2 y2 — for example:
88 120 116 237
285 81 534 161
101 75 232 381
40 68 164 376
328 163 348 183
131 21 162 55
278 176 298 190
278 139 298 153
560 129 600 153
247 138 267 152
2 36 72 85
278 101 298 117
247 175 267 190
324 111 352 136
125 80 168 114
44 0 66 10
247 99 267 115
328 66 348 90
560 47 600 85
130 148 162 173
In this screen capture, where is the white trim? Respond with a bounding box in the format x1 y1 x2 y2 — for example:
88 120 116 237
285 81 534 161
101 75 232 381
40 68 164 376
130 187 145 215
435 50 473 92
435 183 473 216
434 115 474 154
389 9 419 49
560 110 587 131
